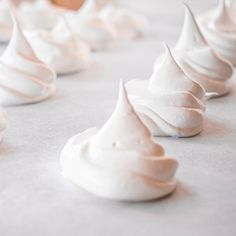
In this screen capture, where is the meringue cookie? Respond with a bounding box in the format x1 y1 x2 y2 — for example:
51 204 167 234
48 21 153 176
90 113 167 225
18 0 64 30
198 0 236 65
25 19 91 75
0 108 6 142
127 43 206 138
61 81 178 201
155 4 233 97
0 14 56 106
0 0 13 43
99 3 148 40
66 0 117 50
226 0 236 22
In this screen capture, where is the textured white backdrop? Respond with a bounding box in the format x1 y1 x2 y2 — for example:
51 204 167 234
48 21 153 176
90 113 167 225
0 0 236 236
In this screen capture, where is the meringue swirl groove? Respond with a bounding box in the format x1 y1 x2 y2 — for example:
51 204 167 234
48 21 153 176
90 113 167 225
0 14 56 106
127 43 206 138
61 81 178 201
160 4 233 97
198 0 236 65
26 18 91 75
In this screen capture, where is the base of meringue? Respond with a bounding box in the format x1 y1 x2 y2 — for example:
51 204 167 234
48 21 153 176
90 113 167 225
61 128 178 202
0 84 56 106
127 79 204 138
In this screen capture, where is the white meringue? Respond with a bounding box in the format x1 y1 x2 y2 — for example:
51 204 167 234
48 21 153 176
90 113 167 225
0 14 56 106
99 3 148 40
0 108 6 142
155 4 233 97
66 0 117 50
0 0 13 43
18 0 64 31
226 0 236 22
61 81 178 201
198 0 236 65
25 19 91 75
127 43 206 138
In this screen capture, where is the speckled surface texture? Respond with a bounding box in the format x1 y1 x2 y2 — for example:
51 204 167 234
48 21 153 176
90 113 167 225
0 0 236 235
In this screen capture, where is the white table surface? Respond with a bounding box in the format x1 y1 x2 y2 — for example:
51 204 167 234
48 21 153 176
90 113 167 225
0 0 236 235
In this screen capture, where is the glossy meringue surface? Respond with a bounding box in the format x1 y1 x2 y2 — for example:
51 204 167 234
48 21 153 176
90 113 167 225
26 19 91 75
156 4 233 97
127 43 206 138
198 0 236 65
0 14 56 106
61 82 178 201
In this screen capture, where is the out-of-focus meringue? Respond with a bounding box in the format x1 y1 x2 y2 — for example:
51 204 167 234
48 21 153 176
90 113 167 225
155 4 233 97
198 0 236 65
61 81 178 201
0 14 56 106
226 0 236 22
25 18 91 75
66 0 117 50
0 0 13 43
0 108 6 142
18 0 64 30
127 43 206 138
99 3 148 40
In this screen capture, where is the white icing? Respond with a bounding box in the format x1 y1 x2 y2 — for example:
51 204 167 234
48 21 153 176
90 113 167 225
25 18 91 75
155 4 233 97
127 43 206 138
198 0 236 65
0 14 56 106
0 0 14 43
61 81 178 201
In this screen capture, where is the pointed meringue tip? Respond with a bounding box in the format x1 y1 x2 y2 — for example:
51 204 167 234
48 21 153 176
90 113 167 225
217 0 228 15
183 2 194 17
119 79 126 96
9 10 18 27
162 41 171 55
162 41 176 63
118 79 131 106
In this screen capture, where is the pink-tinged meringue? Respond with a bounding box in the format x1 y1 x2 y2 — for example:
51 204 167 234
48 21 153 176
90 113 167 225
99 3 148 40
25 18 91 75
155 4 233 97
0 0 13 43
18 0 64 30
198 0 236 65
0 14 56 106
0 108 6 142
61 81 178 201
66 0 117 50
127 43 206 138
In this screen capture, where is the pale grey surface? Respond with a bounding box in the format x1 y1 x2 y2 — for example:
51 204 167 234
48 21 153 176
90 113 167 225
0 0 236 236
